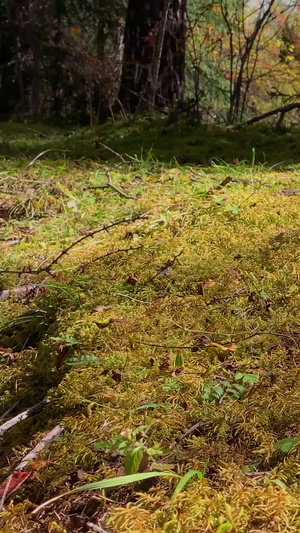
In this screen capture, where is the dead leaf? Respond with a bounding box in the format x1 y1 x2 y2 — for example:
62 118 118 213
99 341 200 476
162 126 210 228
0 472 32 500
93 305 110 313
127 273 138 285
171 367 183 376
209 342 237 352
159 356 170 371
111 370 122 383
0 284 45 303
198 280 216 295
26 460 49 472
215 176 233 190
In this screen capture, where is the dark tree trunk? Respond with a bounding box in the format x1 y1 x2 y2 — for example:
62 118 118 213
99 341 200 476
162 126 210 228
159 0 186 106
119 0 186 113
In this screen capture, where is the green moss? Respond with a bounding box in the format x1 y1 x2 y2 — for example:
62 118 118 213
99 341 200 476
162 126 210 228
2 123 300 531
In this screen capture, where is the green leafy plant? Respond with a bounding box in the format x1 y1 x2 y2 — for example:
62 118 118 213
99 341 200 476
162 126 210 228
50 334 81 347
32 469 206 515
171 467 206 500
175 352 184 368
94 427 168 475
201 373 259 404
64 354 101 366
162 377 181 392
274 437 300 453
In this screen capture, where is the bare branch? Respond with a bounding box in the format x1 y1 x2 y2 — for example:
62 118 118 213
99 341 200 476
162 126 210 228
78 245 142 273
240 102 300 127
95 141 128 163
86 167 134 199
0 213 145 276
0 399 49 437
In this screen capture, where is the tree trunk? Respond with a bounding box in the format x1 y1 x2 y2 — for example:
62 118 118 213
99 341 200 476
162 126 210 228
119 0 186 112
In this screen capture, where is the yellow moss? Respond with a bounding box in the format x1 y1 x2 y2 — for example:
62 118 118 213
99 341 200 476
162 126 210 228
3 161 300 531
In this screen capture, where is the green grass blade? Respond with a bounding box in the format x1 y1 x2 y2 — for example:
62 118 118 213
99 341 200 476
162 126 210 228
71 471 179 493
171 470 204 500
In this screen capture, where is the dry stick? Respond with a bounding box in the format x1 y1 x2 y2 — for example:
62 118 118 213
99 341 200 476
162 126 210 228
86 523 111 533
14 424 62 471
170 422 202 449
0 475 12 511
113 293 149 304
96 141 128 164
240 102 300 127
149 250 183 282
27 149 68 167
138 330 299 351
86 167 133 199
0 213 145 276
0 425 63 512
1 400 20 419
0 399 50 437
206 286 247 306
78 245 142 273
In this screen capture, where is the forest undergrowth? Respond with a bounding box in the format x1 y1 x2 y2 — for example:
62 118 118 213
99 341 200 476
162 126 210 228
1 123 300 532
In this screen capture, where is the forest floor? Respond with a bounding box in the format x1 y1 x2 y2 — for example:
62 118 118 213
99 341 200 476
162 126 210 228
1 122 300 532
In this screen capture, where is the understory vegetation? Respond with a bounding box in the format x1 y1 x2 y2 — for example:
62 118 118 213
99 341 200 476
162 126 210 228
1 123 300 531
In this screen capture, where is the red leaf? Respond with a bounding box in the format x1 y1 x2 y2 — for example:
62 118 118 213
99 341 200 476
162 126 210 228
0 472 32 500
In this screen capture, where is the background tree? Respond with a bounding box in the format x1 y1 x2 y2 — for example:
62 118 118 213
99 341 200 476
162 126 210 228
119 0 187 112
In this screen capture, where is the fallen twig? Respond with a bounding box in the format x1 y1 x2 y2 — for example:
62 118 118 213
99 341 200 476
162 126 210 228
138 341 192 349
138 329 299 351
27 149 68 167
0 424 62 511
0 213 145 276
78 246 142 273
170 422 202 449
240 102 300 128
96 141 128 163
14 424 62 471
86 167 133 199
113 292 149 304
149 250 183 282
87 523 111 533
1 401 20 419
206 286 247 305
0 399 50 437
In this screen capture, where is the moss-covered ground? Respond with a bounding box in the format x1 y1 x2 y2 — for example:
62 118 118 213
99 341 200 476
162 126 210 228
1 121 300 532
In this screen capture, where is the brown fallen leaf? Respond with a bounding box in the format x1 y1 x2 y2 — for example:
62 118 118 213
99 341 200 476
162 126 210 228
26 460 49 472
127 273 138 285
217 176 233 188
0 284 45 303
93 305 110 313
198 279 216 295
111 369 122 383
208 342 237 352
159 356 170 371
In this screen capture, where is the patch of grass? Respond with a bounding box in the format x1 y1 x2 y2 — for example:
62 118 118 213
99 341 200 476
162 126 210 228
1 122 300 531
